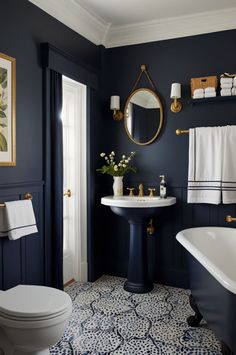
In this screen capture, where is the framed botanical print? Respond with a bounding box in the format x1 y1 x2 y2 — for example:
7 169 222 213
0 52 16 166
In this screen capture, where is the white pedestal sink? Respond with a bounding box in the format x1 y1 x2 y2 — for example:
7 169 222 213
101 195 176 293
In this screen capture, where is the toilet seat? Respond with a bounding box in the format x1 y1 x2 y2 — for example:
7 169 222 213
0 285 72 323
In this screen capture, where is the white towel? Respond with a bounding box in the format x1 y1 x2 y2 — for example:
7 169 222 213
188 127 223 204
232 87 236 96
233 77 236 87
4 200 38 240
220 77 233 85
220 83 232 89
193 88 204 95
222 126 236 203
205 92 216 98
193 93 204 99
220 89 231 96
205 87 216 93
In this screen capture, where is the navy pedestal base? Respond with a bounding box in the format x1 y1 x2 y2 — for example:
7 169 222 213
124 280 153 293
111 206 159 294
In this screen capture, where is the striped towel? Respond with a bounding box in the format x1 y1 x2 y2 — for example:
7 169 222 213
0 200 38 240
188 127 223 204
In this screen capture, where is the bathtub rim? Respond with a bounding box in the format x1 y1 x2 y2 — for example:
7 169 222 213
176 226 236 295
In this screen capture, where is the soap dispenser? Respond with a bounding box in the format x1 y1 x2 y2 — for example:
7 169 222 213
159 175 167 198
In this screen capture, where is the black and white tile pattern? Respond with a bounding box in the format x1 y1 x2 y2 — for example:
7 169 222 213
50 276 222 354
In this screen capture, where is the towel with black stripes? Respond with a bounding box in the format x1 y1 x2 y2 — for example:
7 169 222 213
0 200 38 240
188 126 236 204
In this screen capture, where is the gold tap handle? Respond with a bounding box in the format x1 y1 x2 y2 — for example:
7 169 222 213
127 188 134 197
148 188 156 197
226 215 236 223
64 189 72 198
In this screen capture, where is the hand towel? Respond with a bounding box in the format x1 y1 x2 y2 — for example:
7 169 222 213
232 87 236 96
205 87 216 93
205 92 216 98
193 88 204 96
220 77 233 85
222 125 236 203
220 89 231 96
0 208 8 238
5 200 38 240
220 83 232 89
233 77 236 87
193 93 204 99
188 127 222 204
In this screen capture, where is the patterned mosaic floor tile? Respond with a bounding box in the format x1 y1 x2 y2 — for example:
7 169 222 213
50 275 222 355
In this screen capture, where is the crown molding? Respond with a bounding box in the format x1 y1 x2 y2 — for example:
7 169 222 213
28 1 236 48
105 7 236 48
28 0 109 45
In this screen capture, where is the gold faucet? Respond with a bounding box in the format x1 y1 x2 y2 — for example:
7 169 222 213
138 183 144 197
148 188 156 197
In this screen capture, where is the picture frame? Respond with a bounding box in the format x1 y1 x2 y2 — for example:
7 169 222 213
0 52 16 166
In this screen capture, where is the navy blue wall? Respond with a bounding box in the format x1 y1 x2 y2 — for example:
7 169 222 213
98 30 236 288
0 0 101 289
1 0 236 290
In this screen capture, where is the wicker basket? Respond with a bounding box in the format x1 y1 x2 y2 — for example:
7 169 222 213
191 76 218 97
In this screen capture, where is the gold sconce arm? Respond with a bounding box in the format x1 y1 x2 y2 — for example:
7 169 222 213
226 215 236 223
113 109 123 121
171 97 182 113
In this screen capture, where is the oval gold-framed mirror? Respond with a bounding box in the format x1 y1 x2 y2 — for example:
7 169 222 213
124 87 163 146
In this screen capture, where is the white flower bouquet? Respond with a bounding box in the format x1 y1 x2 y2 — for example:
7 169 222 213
97 151 136 176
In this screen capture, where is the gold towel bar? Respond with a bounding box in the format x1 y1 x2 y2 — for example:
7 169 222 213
0 193 33 208
176 129 189 135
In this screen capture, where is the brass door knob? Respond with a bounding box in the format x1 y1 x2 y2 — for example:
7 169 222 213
148 188 156 197
127 188 134 197
64 189 72 198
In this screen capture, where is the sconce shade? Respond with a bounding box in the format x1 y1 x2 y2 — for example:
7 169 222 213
170 83 181 99
110 96 120 110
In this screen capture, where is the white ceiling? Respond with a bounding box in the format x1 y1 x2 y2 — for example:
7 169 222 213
29 0 236 47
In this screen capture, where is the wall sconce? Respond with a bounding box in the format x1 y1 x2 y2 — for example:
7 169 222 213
110 95 123 121
170 83 182 113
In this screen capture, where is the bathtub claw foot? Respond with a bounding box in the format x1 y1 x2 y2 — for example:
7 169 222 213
220 340 232 355
187 294 203 327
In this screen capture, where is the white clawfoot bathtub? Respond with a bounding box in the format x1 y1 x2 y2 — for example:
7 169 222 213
176 227 236 354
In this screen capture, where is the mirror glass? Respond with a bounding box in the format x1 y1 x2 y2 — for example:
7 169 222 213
124 88 163 145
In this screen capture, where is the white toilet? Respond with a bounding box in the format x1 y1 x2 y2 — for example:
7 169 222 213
0 285 72 355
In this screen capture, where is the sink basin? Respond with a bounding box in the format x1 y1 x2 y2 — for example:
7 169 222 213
101 195 176 293
101 195 176 208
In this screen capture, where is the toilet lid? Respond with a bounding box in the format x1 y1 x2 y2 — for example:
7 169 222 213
0 285 72 319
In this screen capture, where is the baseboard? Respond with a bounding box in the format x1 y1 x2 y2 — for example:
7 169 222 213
64 278 76 288
79 261 88 282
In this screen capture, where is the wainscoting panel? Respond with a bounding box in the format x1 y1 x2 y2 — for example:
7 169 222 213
0 182 44 290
